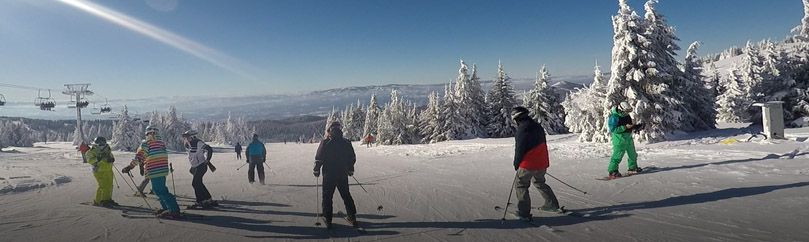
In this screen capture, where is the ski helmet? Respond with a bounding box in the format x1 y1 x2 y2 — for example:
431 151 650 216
93 136 107 146
511 106 530 121
182 130 198 137
619 101 633 112
145 125 159 135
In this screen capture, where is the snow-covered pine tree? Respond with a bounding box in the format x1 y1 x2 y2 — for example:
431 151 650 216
361 94 380 140
340 104 354 140
524 65 567 134
796 0 809 41
419 91 442 143
441 82 466 141
0 119 34 149
348 100 365 141
563 64 610 142
110 106 142 151
737 41 768 121
682 41 717 129
716 66 751 122
162 106 191 151
468 63 488 137
451 60 484 139
485 61 517 138
706 62 722 97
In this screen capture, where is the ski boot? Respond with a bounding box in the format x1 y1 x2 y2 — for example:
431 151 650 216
608 171 622 179
539 205 562 213
346 214 359 227
158 210 181 219
627 167 643 175
324 218 333 229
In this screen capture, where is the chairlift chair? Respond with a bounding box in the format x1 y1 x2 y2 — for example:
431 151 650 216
35 90 56 111
76 98 89 108
99 99 111 113
0 94 6 106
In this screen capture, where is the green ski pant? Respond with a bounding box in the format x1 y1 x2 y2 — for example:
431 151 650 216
608 142 638 173
93 169 114 203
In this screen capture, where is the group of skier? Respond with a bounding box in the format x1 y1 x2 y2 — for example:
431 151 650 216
82 101 641 224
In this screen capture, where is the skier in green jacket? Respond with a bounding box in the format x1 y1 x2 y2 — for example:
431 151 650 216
607 102 643 178
86 136 118 207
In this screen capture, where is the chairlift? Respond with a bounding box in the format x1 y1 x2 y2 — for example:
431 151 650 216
100 99 111 113
76 97 89 108
34 90 56 111
0 94 5 106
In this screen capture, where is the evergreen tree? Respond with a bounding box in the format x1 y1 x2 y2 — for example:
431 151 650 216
485 61 517 138
797 0 809 41
716 66 751 122
524 65 567 134
563 64 610 142
452 60 484 138
682 41 717 129
361 94 379 139
110 106 142 151
419 91 443 143
441 82 466 141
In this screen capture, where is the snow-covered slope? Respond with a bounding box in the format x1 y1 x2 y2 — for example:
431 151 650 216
1 123 808 241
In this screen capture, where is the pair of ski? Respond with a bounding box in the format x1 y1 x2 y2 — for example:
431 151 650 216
79 201 205 220
596 166 657 181
494 205 579 228
316 211 367 234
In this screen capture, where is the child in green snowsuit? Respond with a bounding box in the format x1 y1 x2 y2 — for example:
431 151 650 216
86 137 117 207
607 102 642 178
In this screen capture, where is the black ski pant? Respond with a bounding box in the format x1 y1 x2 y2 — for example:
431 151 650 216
190 164 212 203
321 175 357 221
248 155 265 183
515 168 559 217
236 152 242 160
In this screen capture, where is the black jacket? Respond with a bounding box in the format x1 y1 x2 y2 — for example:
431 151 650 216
513 118 546 170
314 136 356 177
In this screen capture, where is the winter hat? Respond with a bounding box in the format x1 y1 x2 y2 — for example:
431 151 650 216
619 101 633 112
93 136 107 146
511 106 530 120
145 125 159 135
328 121 342 131
182 130 198 137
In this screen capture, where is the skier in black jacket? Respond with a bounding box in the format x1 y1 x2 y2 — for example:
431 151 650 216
313 121 358 229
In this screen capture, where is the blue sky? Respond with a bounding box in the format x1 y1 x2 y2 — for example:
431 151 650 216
0 0 803 101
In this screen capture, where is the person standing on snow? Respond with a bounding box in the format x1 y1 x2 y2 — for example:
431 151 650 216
132 148 151 197
607 101 643 178
235 142 242 160
246 134 267 184
121 126 181 218
182 130 218 208
511 107 561 221
86 136 118 207
314 121 358 229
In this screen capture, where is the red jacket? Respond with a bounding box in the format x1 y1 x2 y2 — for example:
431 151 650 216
519 143 549 170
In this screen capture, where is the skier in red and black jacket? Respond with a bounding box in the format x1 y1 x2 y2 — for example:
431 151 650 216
511 106 561 221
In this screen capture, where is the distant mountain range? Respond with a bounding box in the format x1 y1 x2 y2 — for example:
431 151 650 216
0 75 590 121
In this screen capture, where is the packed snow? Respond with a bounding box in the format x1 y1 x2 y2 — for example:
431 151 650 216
1 124 808 241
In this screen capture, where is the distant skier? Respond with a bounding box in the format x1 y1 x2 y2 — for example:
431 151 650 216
182 130 218 208
86 136 118 207
121 126 181 218
363 134 374 148
235 142 242 160
246 134 267 184
510 107 560 221
314 121 358 229
607 102 643 178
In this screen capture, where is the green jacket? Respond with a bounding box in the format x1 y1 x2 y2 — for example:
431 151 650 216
607 107 633 146
86 145 115 173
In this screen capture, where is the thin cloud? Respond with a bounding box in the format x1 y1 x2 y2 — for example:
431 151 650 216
56 0 258 80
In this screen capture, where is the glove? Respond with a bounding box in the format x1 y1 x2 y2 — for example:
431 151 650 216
208 163 217 173
122 165 133 174
313 170 320 177
347 170 354 176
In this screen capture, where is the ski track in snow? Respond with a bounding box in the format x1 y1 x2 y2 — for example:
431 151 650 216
2 126 809 241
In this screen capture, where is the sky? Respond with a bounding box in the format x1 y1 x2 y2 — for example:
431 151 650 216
0 0 804 102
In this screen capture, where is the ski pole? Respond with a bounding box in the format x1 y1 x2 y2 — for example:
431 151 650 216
315 176 322 226
236 162 248 171
112 164 136 193
127 171 161 223
350 175 384 211
112 169 121 189
170 163 176 195
499 172 519 221
546 172 588 195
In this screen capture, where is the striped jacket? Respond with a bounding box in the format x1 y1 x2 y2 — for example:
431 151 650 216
134 137 170 179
